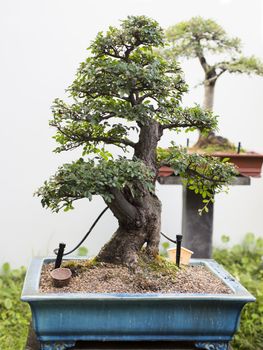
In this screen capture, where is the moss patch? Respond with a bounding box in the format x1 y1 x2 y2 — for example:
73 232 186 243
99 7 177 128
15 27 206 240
138 253 180 280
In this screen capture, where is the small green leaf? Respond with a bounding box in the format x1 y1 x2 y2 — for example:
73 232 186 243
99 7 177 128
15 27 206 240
221 235 230 243
77 246 88 256
4 298 12 309
2 263 10 274
162 242 170 249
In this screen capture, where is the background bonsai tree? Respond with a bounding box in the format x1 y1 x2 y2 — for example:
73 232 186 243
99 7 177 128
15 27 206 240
36 16 236 267
164 17 263 149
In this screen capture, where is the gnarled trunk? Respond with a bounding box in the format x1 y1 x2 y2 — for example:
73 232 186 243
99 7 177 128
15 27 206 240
97 193 161 266
97 121 163 267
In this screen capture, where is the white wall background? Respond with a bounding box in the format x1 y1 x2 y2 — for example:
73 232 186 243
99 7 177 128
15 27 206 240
0 0 263 268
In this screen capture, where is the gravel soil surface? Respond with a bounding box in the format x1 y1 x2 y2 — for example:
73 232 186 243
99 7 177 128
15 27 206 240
39 258 233 294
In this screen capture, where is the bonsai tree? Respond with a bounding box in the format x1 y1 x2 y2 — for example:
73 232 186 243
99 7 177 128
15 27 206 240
164 17 263 149
36 16 236 267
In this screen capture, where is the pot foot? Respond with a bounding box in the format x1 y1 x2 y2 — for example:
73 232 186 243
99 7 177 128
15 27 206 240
195 342 229 350
40 341 75 350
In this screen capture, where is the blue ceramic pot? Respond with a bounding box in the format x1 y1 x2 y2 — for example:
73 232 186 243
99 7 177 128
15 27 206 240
21 258 255 350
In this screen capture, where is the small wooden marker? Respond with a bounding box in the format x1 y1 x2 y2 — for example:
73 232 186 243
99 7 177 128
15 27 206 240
50 268 72 288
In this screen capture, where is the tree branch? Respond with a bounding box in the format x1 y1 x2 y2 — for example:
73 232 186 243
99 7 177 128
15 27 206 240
106 188 141 226
216 68 226 79
161 120 211 130
198 67 226 87
84 135 136 148
137 92 154 103
124 45 135 59
186 168 228 185
197 54 209 73
53 123 136 149
77 90 130 102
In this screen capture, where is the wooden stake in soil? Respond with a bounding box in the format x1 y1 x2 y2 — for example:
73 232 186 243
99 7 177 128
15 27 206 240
50 268 72 288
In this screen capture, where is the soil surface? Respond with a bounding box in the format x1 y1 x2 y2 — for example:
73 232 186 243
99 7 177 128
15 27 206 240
39 257 233 294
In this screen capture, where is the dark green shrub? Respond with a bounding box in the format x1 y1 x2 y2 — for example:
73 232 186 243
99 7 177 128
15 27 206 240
0 263 30 350
214 233 263 350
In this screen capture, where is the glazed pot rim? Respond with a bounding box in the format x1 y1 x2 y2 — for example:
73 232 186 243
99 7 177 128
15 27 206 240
21 258 255 303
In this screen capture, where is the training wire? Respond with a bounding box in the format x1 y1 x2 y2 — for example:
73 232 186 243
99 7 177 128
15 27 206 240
54 206 178 256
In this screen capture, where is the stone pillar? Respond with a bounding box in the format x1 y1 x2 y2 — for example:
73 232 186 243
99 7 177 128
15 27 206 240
182 187 214 258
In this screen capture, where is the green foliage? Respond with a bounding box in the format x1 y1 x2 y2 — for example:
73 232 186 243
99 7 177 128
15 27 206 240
221 234 230 243
165 16 241 58
138 252 179 279
160 241 170 257
157 104 218 133
218 55 263 76
38 16 234 214
164 16 263 81
0 263 31 350
157 145 237 213
90 15 165 55
193 143 238 154
51 15 189 155
77 246 88 256
214 234 263 350
36 157 155 212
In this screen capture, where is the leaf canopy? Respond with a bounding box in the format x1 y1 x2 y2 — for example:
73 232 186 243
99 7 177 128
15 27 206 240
51 15 220 155
157 145 238 214
164 16 263 79
37 16 236 213
217 55 263 76
36 157 154 212
165 16 241 58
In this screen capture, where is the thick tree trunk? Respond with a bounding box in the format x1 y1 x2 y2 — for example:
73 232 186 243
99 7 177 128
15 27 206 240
203 81 215 111
97 194 161 266
194 78 234 150
97 121 163 267
194 78 216 148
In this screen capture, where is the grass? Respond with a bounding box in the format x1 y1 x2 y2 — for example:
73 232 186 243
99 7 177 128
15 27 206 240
0 263 30 350
213 233 263 350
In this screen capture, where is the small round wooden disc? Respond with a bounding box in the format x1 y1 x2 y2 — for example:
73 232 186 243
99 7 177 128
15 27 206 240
50 268 72 288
